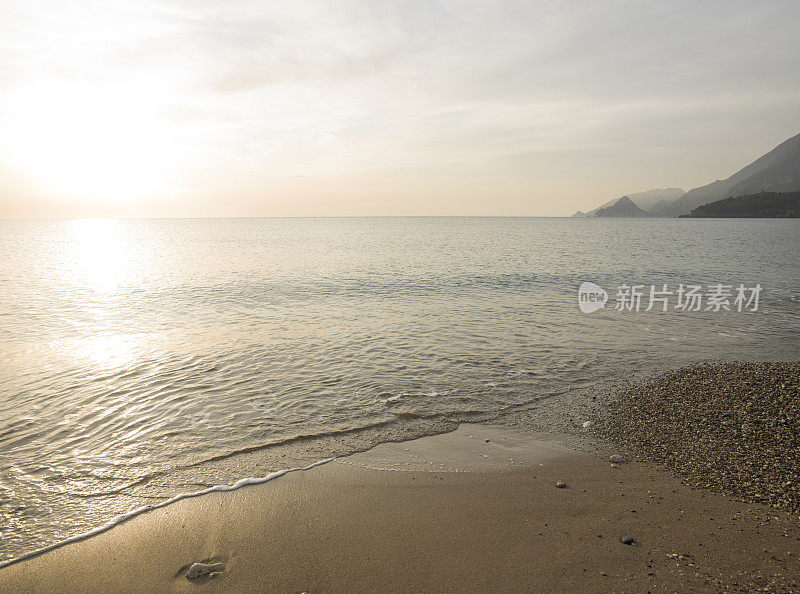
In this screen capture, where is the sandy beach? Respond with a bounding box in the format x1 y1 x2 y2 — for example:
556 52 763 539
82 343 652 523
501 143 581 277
1 0 800 589
2 424 798 593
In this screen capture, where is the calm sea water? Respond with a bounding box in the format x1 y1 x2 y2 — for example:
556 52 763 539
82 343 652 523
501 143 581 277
1 217 799 561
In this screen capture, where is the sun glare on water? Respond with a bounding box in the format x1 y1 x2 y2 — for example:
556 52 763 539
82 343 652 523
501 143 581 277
67 218 131 294
61 219 146 369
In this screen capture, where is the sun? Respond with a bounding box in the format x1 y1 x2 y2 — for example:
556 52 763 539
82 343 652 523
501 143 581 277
1 82 176 205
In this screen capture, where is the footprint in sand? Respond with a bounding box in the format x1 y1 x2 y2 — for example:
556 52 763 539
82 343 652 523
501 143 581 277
185 561 226 581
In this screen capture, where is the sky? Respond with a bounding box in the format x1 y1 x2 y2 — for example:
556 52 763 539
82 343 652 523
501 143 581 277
0 0 799 218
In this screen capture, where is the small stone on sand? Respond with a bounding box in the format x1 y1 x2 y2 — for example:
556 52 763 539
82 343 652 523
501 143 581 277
582 421 594 429
555 480 567 488
620 535 636 546
609 454 624 464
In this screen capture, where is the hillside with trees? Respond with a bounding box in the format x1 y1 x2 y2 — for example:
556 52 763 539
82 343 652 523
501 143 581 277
683 191 800 218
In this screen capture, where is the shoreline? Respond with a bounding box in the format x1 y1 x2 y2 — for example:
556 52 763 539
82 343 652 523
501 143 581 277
1 354 792 565
2 423 799 592
0 458 337 572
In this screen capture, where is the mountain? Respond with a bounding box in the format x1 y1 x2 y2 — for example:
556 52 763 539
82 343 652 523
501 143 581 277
571 210 588 218
660 132 800 217
682 191 800 218
584 198 616 216
594 195 649 217
648 198 671 214
581 187 684 216
626 188 685 211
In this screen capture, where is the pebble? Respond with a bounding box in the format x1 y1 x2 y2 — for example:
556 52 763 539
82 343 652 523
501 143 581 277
609 454 624 464
602 362 800 515
555 480 567 488
186 562 226 581
620 535 636 546
582 421 594 429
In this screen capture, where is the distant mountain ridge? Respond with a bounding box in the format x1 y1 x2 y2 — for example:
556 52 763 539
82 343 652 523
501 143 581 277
622 188 685 211
594 195 648 217
660 132 800 216
648 198 671 214
572 187 684 217
574 132 800 217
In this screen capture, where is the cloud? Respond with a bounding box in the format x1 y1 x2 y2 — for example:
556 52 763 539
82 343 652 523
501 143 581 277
0 0 799 217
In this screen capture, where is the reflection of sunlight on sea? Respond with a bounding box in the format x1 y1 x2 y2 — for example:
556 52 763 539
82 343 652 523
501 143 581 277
70 334 140 369
67 219 129 294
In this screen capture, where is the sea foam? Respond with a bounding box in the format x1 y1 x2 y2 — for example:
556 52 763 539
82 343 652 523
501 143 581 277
0 457 335 570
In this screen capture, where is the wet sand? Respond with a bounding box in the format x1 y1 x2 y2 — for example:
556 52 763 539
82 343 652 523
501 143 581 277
2 425 798 593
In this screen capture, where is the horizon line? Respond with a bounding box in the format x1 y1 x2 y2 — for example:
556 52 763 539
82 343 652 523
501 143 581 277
0 214 588 222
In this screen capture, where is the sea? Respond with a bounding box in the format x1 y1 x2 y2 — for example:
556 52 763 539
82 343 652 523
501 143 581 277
1 216 798 562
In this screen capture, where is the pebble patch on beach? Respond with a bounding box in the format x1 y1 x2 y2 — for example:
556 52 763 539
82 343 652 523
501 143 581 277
602 361 800 514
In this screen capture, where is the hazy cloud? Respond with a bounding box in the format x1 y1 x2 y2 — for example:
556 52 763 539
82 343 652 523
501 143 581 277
0 0 798 217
